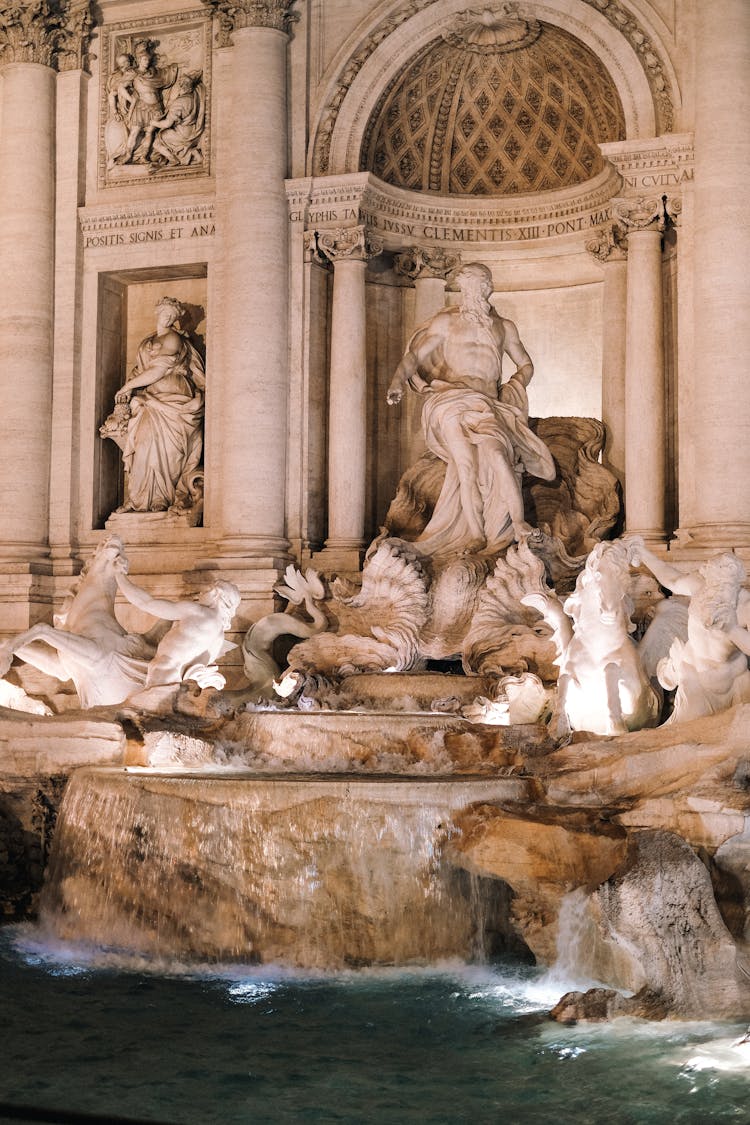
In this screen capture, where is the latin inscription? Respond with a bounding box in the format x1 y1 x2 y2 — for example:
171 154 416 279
293 206 615 244
623 169 694 190
84 222 215 250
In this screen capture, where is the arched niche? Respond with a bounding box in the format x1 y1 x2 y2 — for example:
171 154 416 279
310 0 680 179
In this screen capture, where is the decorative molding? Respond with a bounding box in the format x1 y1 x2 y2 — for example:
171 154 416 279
393 246 461 280
79 200 215 248
312 0 675 176
612 194 678 233
57 0 95 72
287 166 624 249
0 0 95 70
313 0 436 175
441 4 541 53
201 0 297 45
601 134 694 194
586 223 626 262
579 0 673 133
314 225 384 264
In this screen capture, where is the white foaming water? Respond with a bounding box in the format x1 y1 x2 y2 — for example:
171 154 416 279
540 885 612 994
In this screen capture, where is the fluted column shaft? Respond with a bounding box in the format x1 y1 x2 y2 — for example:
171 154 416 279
624 226 666 541
0 63 56 561
218 23 290 559
687 0 750 543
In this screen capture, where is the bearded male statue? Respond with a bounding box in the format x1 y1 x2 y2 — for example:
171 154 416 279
386 262 555 558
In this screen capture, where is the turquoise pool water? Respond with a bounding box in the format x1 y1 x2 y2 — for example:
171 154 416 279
1 926 748 1124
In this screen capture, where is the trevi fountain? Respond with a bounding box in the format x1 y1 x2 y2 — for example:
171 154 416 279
0 1 748 1122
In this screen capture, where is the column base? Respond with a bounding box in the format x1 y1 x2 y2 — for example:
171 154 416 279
623 527 667 546
311 541 366 575
673 522 750 550
0 569 55 634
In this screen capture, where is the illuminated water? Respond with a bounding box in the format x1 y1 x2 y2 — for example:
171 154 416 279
1 928 748 1124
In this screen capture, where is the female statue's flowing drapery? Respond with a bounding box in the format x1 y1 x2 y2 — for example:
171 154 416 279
120 332 205 512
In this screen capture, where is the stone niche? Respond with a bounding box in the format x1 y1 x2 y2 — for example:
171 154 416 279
94 266 207 527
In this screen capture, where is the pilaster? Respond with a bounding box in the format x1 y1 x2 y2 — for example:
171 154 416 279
680 0 750 549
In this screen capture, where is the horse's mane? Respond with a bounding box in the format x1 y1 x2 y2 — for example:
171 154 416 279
564 541 635 631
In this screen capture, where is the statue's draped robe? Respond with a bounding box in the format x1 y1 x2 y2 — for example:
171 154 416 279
416 370 555 555
122 333 205 512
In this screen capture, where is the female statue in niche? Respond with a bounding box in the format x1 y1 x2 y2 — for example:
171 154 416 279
100 296 205 516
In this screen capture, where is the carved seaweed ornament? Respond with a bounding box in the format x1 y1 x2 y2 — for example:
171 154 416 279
312 0 674 175
0 0 94 70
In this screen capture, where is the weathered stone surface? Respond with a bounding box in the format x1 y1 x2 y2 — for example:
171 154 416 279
0 775 67 918
41 771 529 967
584 831 750 1018
0 709 126 775
550 987 669 1023
450 806 628 963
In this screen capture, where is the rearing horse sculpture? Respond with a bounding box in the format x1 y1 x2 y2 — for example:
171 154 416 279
522 539 661 736
0 536 157 708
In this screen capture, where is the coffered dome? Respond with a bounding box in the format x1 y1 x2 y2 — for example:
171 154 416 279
360 11 625 196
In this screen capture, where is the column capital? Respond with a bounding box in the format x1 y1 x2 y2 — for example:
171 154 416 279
586 224 628 263
202 0 298 44
314 225 383 265
613 194 680 234
0 0 94 70
393 246 461 281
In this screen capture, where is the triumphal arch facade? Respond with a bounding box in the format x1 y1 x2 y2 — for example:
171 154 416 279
0 0 747 673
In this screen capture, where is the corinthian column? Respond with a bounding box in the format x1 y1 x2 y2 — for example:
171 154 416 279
0 2 92 579
685 0 750 547
203 0 296 565
614 198 668 543
394 247 460 469
586 225 628 484
313 226 382 573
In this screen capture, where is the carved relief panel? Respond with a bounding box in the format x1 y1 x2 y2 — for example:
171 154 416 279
99 11 212 188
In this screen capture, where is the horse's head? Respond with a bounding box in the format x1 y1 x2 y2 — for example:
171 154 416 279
564 541 635 632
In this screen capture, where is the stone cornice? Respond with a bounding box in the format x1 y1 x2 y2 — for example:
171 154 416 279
79 200 215 235
287 166 621 249
601 134 694 195
201 0 297 45
0 0 94 70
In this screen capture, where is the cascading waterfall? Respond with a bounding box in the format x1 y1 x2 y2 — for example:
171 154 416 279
39 768 521 968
